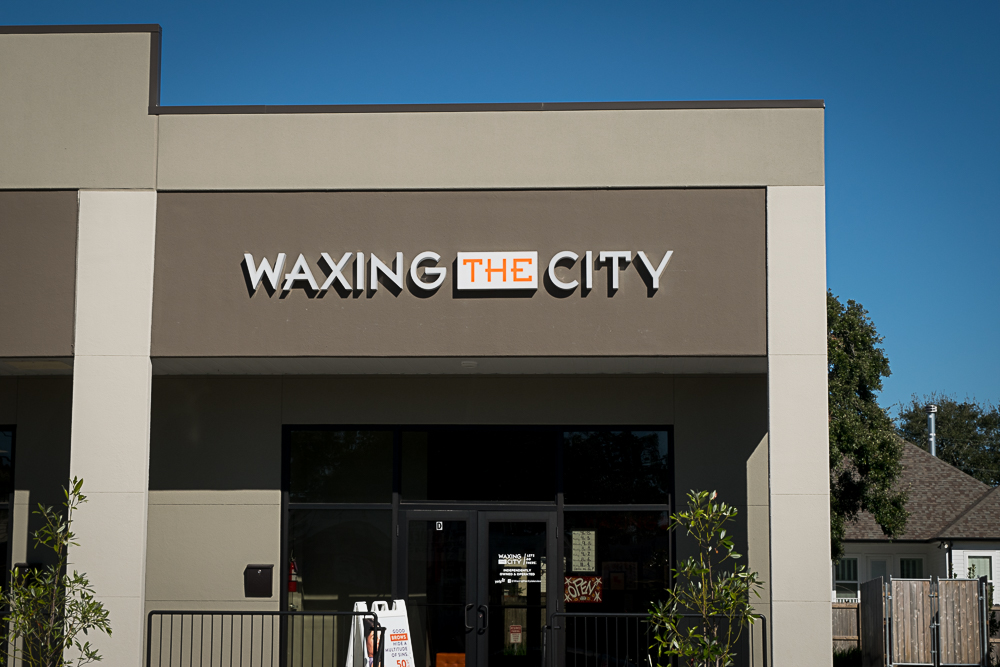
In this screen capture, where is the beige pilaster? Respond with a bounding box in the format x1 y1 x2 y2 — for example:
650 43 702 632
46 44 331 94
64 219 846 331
69 190 157 666
766 185 832 665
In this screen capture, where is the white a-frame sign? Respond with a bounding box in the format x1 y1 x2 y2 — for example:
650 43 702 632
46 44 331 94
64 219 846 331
346 600 416 667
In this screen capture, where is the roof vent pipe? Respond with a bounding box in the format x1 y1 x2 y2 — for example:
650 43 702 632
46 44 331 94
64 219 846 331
925 404 938 457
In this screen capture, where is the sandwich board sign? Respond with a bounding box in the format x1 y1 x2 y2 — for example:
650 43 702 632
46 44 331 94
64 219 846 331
346 600 416 667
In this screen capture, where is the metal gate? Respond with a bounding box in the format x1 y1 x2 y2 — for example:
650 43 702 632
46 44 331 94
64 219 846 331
871 575 991 667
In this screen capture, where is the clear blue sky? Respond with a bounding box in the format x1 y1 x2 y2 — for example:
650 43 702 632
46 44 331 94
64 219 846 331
4 1 998 415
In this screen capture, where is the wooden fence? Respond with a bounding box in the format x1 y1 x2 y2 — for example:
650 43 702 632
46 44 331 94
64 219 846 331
841 577 995 667
889 578 935 664
859 577 885 667
833 602 860 652
936 578 983 665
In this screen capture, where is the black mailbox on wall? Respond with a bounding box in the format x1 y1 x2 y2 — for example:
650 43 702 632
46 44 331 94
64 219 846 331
244 564 273 598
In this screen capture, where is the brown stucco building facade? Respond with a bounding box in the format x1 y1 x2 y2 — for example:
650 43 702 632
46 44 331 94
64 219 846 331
0 24 830 666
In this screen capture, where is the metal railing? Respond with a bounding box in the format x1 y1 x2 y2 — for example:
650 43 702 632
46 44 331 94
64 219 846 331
544 612 767 667
149 609 767 667
146 611 384 667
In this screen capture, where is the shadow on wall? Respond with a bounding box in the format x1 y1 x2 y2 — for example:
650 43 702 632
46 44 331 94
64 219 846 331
671 376 769 572
0 377 73 567
149 376 283 491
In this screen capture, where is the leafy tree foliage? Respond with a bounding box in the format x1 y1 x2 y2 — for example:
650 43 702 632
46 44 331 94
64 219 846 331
828 291 907 560
2 478 112 667
649 490 763 667
897 394 1000 486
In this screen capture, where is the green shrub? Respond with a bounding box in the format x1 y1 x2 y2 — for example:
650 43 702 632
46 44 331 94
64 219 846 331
2 478 111 667
648 490 763 667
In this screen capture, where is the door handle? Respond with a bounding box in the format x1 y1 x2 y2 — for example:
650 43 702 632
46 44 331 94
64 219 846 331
464 603 475 631
477 604 489 635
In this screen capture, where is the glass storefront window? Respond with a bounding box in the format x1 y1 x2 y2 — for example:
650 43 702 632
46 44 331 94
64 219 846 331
402 430 556 502
286 509 392 667
0 429 12 594
563 431 670 504
563 511 671 612
0 430 12 498
288 429 393 503
284 425 673 665
287 509 393 612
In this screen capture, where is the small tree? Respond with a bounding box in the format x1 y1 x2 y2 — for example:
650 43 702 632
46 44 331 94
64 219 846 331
649 490 763 667
2 478 112 667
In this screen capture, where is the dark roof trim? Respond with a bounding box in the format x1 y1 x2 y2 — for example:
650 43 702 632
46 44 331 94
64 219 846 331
149 99 825 115
0 24 161 34
1 25 825 115
149 27 161 108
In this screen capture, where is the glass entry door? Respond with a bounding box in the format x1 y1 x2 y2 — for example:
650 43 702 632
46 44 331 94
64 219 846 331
401 510 556 667
403 511 478 667
476 512 556 667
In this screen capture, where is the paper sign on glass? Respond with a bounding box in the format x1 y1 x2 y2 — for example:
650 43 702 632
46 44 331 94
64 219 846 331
456 252 538 290
571 530 596 572
564 576 603 603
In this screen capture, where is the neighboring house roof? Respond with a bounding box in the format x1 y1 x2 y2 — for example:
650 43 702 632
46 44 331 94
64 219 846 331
939 486 1000 539
844 441 995 542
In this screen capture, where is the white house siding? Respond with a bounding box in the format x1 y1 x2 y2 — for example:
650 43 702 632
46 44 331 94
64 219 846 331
951 544 1000 604
835 543 943 601
837 543 1000 604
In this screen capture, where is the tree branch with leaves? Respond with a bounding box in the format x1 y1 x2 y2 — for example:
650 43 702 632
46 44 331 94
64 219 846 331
649 490 763 667
2 477 112 667
828 290 907 560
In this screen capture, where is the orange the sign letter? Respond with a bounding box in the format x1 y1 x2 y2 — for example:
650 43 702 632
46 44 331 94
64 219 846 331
512 257 533 282
462 258 483 283
486 258 507 282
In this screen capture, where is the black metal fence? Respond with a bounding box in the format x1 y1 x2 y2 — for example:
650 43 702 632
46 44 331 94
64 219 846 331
544 612 768 667
149 610 767 667
146 611 383 667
